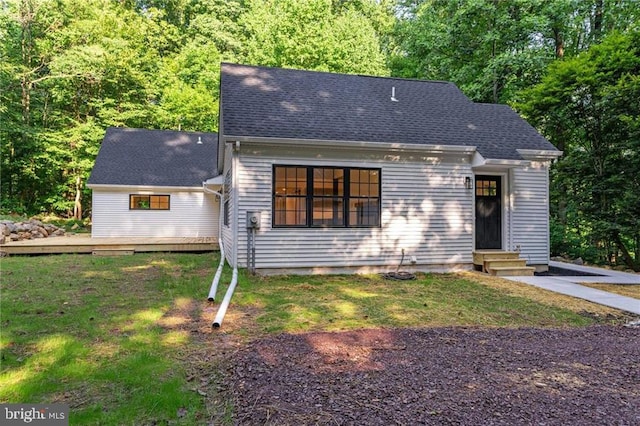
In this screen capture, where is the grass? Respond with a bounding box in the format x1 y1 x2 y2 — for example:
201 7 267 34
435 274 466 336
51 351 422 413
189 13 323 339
1 253 231 424
234 273 604 333
579 282 640 299
0 253 631 424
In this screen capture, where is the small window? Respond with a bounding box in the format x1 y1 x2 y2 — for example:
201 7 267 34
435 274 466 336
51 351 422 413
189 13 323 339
476 180 498 197
223 200 230 226
130 195 170 210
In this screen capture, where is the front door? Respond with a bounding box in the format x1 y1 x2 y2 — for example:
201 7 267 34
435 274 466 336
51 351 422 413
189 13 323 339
475 175 501 249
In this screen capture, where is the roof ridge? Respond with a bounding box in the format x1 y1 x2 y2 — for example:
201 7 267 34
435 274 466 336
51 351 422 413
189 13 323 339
107 126 217 136
221 62 455 86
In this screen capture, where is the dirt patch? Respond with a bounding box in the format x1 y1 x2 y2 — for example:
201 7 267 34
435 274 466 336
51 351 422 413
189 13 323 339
536 266 604 277
225 326 640 425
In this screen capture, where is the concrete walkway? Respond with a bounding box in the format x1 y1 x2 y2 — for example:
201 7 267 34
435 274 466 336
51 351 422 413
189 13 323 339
505 261 640 315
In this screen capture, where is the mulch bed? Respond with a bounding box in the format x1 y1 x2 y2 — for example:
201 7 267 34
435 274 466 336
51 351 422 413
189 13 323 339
225 326 639 425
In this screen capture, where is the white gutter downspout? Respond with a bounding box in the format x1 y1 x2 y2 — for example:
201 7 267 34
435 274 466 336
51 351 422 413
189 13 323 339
202 184 225 301
213 140 240 328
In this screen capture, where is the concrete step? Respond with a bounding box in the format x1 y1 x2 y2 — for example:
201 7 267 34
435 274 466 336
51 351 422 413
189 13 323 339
488 266 536 277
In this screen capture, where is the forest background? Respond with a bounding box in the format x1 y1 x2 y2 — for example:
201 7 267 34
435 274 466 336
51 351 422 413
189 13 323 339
1 0 638 270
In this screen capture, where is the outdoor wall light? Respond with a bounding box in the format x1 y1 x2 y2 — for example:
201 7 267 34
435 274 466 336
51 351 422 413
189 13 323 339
464 176 473 190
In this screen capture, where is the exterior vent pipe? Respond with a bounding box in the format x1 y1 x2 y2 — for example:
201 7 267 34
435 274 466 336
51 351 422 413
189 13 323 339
391 86 398 102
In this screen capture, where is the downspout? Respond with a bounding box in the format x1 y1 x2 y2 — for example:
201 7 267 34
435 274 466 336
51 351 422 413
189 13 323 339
202 184 224 301
508 168 514 251
213 140 240 328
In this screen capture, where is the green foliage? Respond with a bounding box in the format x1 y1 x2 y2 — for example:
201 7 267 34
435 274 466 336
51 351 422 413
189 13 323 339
391 0 639 103
1 0 391 217
391 0 555 102
520 30 640 270
239 0 389 75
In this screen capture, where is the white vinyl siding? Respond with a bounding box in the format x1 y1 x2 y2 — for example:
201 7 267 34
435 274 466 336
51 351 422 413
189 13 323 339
511 162 550 265
229 144 474 270
91 189 219 238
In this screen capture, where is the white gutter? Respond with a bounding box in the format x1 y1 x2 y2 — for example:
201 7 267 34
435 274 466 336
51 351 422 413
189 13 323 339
86 183 204 191
202 183 225 301
212 140 240 328
517 149 564 161
223 135 477 155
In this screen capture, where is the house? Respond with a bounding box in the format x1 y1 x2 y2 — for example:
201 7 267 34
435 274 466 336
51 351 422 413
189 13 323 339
214 63 561 275
88 64 561 274
87 127 220 238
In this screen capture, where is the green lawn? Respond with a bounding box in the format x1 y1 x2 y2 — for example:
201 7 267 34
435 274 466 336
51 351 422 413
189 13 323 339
0 253 622 424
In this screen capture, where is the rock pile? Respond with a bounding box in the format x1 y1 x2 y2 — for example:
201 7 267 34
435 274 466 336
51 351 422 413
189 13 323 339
0 219 66 244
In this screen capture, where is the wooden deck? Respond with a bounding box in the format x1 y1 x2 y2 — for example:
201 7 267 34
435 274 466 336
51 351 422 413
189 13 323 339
0 234 219 256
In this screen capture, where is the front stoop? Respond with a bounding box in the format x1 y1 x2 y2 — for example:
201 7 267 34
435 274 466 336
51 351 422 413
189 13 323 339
472 251 535 276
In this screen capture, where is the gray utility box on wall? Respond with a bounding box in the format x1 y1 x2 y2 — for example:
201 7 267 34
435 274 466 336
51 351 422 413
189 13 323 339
246 211 261 229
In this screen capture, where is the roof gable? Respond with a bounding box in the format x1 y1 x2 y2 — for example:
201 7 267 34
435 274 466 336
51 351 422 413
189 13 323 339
220 63 557 160
88 127 219 187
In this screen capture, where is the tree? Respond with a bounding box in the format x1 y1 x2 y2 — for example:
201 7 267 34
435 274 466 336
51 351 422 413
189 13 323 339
239 0 389 75
1 0 163 217
390 0 639 103
519 30 640 270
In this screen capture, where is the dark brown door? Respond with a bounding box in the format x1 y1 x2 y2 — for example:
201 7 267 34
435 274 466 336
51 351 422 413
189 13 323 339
475 176 501 249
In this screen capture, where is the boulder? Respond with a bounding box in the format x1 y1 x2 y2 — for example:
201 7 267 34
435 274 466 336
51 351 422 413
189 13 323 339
35 226 49 237
0 219 66 242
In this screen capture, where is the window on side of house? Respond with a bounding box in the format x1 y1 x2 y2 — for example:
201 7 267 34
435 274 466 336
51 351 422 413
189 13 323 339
223 169 232 226
129 195 170 210
223 200 230 226
273 165 380 228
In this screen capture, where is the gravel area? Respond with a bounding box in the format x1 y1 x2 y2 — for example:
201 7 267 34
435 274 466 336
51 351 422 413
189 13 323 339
226 326 639 425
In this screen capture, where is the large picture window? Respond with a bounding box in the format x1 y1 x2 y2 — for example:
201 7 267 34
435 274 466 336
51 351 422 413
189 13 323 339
273 166 380 228
129 195 170 210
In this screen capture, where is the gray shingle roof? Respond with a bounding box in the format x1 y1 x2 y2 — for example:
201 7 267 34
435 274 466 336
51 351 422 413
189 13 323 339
88 127 218 187
220 63 557 160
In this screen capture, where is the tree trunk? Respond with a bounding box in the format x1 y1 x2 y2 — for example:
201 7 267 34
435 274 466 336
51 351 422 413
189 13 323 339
592 0 603 41
613 231 639 272
73 175 82 220
553 27 564 59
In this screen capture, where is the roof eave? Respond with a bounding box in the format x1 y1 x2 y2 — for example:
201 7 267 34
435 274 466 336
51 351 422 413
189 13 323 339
222 134 477 155
87 183 205 192
204 175 224 186
517 149 563 161
472 152 531 169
